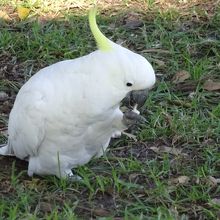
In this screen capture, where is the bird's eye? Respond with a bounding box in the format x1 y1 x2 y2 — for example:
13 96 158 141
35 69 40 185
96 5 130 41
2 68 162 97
126 82 133 87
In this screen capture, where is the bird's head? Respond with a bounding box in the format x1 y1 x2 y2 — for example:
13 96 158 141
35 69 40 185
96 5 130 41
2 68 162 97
89 6 155 102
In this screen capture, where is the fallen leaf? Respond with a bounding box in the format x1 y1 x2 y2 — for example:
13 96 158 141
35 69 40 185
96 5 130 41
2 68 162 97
203 79 220 91
124 12 143 30
0 10 11 21
172 70 190 84
168 176 190 185
173 81 197 93
124 19 143 30
178 176 190 184
92 208 111 217
150 146 187 156
17 6 30 20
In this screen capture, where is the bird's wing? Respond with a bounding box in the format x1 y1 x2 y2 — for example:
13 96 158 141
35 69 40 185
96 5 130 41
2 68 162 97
8 90 47 159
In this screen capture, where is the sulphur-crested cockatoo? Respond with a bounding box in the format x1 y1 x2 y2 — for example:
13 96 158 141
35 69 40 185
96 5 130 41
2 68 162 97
0 7 155 179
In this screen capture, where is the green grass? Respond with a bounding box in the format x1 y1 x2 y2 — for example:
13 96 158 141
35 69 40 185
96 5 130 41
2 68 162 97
0 1 220 219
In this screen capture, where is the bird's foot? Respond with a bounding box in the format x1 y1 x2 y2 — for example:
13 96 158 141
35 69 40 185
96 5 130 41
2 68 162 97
122 110 146 128
62 169 82 182
67 174 82 182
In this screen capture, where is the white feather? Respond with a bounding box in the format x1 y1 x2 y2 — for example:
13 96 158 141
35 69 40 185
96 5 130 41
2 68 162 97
0 26 155 179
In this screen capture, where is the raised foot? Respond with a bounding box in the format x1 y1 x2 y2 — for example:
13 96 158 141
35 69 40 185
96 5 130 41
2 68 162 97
122 110 146 127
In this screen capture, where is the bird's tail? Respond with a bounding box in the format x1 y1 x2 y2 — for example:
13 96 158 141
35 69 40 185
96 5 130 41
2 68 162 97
0 144 14 156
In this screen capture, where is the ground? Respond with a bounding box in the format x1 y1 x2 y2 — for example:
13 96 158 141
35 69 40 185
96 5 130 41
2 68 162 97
0 0 220 219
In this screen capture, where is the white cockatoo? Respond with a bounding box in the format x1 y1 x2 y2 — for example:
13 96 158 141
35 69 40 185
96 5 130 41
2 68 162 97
0 7 155 179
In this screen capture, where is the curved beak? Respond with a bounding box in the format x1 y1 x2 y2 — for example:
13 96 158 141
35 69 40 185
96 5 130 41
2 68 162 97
122 88 149 109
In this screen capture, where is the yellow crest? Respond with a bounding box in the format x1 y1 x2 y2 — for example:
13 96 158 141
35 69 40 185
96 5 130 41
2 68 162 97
89 6 112 51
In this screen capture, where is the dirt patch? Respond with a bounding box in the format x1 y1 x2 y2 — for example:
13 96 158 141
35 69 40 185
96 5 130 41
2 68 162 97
0 155 28 177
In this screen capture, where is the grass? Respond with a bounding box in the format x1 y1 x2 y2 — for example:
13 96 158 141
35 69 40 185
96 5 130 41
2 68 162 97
0 0 220 219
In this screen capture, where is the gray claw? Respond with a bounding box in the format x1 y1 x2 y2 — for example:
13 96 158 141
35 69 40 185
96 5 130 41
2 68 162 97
122 111 146 127
67 174 82 182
